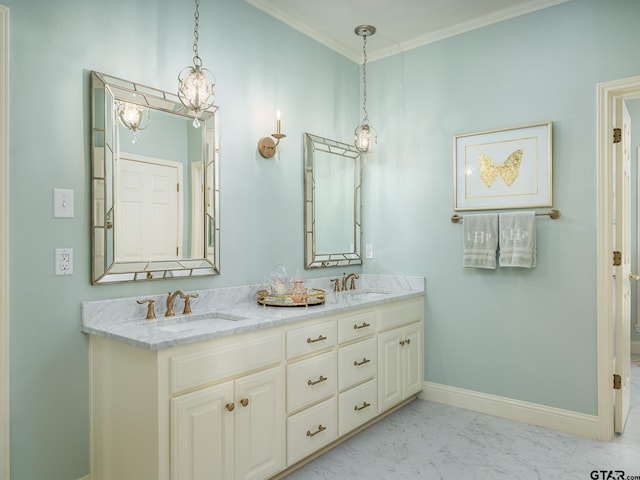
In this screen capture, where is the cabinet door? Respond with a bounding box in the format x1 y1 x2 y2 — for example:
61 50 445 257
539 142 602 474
171 381 235 480
235 366 285 480
377 328 403 412
403 322 423 397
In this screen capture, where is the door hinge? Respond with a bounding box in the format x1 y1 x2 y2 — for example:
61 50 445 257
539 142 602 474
613 127 622 144
613 373 622 390
613 251 622 266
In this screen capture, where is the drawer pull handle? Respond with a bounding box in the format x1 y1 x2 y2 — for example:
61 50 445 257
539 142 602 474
353 321 371 330
240 398 249 407
307 335 327 344
306 424 327 437
353 357 371 367
307 375 328 386
226 402 235 412
354 401 371 412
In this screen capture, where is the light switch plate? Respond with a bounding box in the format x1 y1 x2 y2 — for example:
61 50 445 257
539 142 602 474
365 244 374 259
53 188 74 218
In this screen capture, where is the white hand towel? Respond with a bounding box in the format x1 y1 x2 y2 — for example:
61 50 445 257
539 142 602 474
498 211 536 268
462 213 498 269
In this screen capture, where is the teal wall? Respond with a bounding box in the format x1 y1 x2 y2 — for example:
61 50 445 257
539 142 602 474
5 0 640 478
362 0 640 414
5 0 357 478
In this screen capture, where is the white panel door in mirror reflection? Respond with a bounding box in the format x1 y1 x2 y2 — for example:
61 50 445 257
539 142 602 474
115 153 183 261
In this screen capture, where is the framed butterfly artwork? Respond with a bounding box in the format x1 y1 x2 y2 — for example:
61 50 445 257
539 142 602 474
453 121 552 211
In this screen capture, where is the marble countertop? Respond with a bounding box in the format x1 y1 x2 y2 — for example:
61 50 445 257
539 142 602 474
81 274 425 351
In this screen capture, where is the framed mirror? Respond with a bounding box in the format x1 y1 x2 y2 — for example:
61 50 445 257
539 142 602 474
90 71 220 284
304 133 362 269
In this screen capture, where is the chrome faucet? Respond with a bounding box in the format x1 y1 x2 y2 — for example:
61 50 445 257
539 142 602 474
165 290 185 317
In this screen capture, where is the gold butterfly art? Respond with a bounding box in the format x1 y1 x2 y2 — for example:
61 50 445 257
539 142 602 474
478 149 523 187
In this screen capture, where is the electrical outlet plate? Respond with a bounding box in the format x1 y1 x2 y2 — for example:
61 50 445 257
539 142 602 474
53 188 74 218
55 248 73 275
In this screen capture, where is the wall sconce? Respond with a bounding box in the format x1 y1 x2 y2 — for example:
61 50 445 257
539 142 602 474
115 100 150 143
258 110 286 158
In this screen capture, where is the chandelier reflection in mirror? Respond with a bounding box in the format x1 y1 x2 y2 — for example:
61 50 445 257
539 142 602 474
178 0 215 128
354 25 377 154
115 100 150 144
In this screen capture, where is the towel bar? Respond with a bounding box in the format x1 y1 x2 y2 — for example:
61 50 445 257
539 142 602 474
450 209 561 224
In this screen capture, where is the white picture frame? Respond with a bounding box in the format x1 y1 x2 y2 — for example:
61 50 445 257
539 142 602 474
453 122 552 211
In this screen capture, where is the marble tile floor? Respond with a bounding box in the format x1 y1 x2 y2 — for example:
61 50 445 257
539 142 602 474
286 356 640 479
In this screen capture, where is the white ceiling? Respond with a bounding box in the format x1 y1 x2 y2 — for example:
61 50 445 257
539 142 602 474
244 0 571 63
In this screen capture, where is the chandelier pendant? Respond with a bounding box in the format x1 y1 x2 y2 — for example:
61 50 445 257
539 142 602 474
354 25 377 153
178 0 215 128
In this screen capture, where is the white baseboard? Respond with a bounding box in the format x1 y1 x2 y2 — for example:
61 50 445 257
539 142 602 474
631 340 640 355
420 381 601 440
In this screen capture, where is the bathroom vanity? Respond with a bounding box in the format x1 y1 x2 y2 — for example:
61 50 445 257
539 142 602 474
82 275 424 480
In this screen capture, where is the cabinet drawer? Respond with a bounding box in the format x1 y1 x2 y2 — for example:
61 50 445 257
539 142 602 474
286 318 336 360
287 397 337 466
338 379 377 436
169 332 283 395
287 350 337 413
337 310 377 344
377 298 423 331
338 338 376 391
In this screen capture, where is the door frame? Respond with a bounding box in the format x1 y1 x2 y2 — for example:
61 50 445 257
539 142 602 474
596 75 640 440
0 5 9 479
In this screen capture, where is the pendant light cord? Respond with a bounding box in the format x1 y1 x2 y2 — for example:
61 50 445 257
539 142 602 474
361 33 369 125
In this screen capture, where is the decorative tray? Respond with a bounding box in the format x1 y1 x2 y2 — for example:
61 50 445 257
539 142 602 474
256 288 326 307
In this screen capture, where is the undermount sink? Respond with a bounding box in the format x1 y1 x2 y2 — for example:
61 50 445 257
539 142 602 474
346 289 391 300
142 311 247 333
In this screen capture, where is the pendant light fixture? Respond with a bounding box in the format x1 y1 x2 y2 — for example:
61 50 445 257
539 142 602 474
354 24 377 153
178 0 215 128
114 100 150 144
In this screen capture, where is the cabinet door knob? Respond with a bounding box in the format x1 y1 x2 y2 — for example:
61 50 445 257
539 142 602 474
405 338 411 345
226 402 235 412
399 340 405 346
240 398 249 407
306 424 327 437
307 375 328 386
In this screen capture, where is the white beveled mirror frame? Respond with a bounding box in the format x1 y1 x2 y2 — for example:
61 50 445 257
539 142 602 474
90 71 220 284
304 133 363 269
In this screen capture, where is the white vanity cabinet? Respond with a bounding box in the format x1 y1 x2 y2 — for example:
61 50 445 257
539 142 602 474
377 299 424 413
88 294 424 480
90 329 285 480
